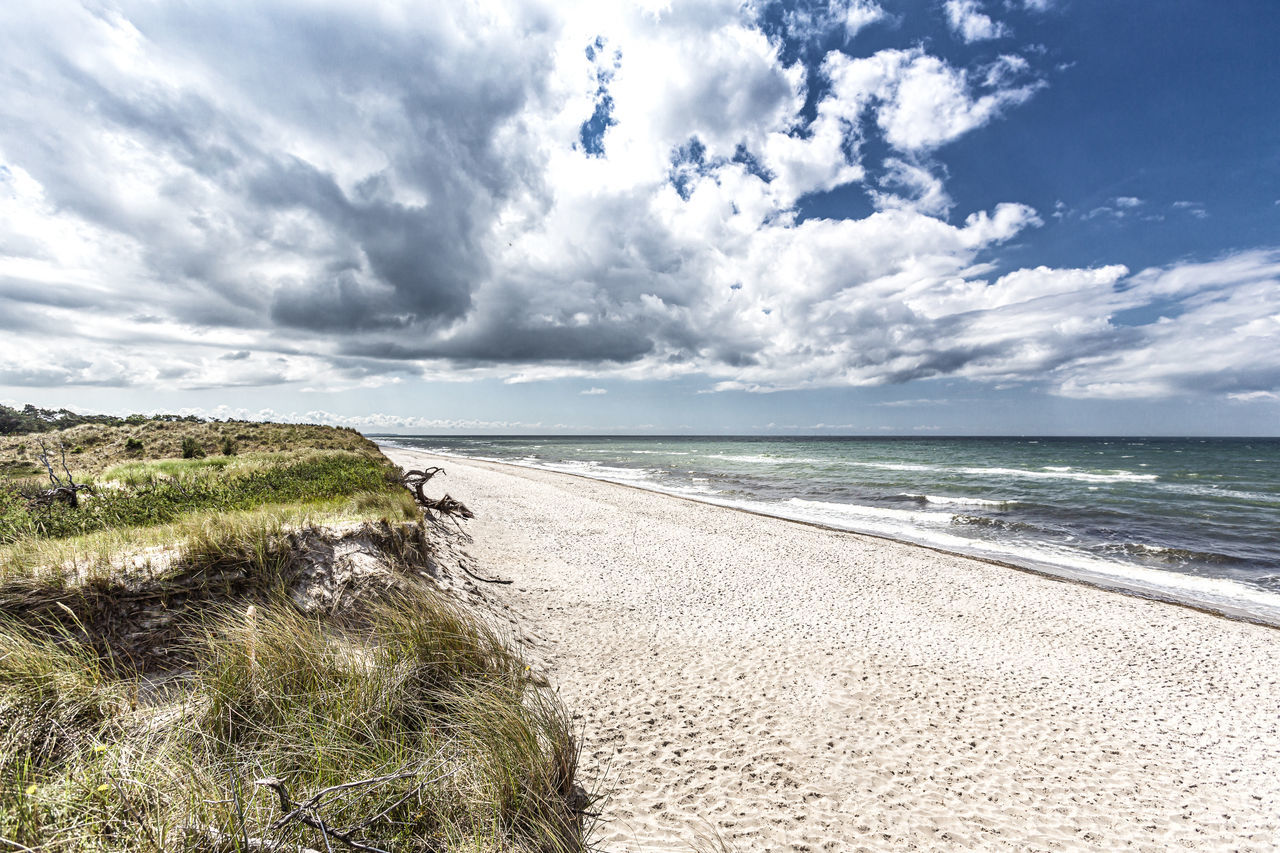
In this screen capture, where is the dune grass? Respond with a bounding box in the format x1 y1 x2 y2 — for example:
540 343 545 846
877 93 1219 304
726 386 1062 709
0 475 420 586
0 420 586 852
1 589 581 852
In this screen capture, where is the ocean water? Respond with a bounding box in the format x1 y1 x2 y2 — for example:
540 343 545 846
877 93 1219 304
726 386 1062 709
378 435 1280 624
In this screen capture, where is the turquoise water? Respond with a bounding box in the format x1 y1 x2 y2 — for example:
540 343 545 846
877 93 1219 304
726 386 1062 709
378 436 1280 623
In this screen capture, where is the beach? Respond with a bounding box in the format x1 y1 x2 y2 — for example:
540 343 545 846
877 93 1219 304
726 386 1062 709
385 446 1280 851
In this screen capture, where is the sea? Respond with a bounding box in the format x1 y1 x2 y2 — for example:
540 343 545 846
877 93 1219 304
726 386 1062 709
376 435 1280 625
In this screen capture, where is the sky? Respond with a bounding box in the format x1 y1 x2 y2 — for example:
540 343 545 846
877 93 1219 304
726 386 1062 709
1 0 1278 435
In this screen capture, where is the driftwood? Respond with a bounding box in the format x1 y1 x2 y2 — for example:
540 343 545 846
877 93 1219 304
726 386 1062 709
25 439 93 509
400 468 474 520
399 467 511 583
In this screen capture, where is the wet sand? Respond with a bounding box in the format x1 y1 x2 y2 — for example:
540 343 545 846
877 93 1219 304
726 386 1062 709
385 446 1280 852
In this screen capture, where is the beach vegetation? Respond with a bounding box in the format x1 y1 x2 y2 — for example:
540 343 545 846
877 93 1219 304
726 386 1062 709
0 413 586 851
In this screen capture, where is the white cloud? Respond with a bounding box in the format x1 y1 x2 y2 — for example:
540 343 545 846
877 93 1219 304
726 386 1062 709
581 387 608 395
1052 252 1280 399
1082 196 1146 220
2 0 1273 410
837 0 888 39
981 54 1031 88
777 0 886 42
1173 200 1208 219
822 48 1042 153
944 0 1010 43
871 157 953 215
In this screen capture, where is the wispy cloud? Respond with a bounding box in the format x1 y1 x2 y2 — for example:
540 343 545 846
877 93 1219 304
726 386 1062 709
1173 200 1209 219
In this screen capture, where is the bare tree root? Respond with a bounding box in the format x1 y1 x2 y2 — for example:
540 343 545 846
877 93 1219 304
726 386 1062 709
400 467 512 583
400 468 474 520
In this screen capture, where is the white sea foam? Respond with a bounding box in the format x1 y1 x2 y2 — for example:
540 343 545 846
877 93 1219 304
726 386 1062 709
849 460 1157 483
755 499 1280 623
706 453 824 465
917 494 1012 508
849 461 936 472
542 460 659 484
1159 483 1280 504
381 442 1280 624
959 466 1158 483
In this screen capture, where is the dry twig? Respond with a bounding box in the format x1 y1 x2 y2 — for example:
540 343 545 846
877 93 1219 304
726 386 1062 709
251 752 457 853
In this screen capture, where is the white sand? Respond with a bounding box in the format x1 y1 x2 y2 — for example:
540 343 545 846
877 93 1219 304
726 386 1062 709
385 447 1280 852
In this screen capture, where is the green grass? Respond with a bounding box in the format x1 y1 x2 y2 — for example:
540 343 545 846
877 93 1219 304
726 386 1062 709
0 420 376 481
2 450 403 545
0 420 586 852
0 488 420 588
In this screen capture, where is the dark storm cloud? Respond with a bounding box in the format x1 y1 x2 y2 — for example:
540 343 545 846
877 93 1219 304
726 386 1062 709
0 0 557 340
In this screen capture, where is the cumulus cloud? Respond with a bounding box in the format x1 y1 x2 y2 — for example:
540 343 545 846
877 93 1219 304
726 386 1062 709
943 0 1009 43
821 48 1042 153
0 0 1272 408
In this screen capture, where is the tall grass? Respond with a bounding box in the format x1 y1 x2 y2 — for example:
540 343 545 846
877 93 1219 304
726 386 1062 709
0 590 581 852
0 420 587 851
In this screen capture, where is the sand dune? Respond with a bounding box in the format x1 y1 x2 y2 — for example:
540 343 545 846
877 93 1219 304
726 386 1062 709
385 447 1280 852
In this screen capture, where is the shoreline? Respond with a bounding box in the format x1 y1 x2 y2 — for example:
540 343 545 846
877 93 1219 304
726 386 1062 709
379 442 1280 630
383 444 1280 851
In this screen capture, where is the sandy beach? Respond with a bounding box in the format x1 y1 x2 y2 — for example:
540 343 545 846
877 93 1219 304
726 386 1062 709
385 446 1280 852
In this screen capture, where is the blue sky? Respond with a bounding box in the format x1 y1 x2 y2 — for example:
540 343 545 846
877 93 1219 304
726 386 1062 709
1 0 1278 435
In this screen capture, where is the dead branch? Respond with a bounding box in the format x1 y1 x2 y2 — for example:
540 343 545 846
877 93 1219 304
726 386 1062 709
256 778 390 853
26 439 93 509
462 565 513 585
428 494 474 519
251 755 455 853
400 468 474 520
400 468 443 505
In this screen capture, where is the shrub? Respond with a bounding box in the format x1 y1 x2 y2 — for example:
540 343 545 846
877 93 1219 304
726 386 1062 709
124 437 144 453
181 437 205 459
220 435 238 456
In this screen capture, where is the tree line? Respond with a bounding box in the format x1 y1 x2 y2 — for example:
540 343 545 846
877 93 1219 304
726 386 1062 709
0 403 204 435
